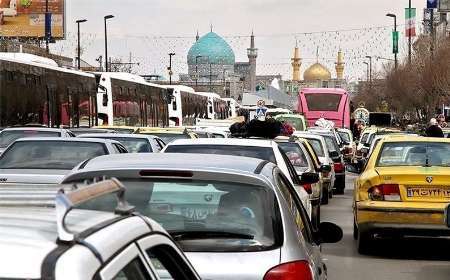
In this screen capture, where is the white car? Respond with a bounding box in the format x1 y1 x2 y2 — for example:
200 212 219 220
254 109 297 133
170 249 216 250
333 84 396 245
0 138 128 185
78 133 166 153
0 127 74 154
337 128 354 162
161 138 313 218
0 179 200 279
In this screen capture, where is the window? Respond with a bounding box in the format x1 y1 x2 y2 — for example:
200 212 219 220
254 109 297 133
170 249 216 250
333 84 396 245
275 172 314 243
278 143 309 168
306 139 325 157
105 138 151 153
0 130 60 148
164 144 277 163
278 147 302 185
146 245 197 280
305 93 342 111
112 257 151 280
338 131 351 143
376 142 450 167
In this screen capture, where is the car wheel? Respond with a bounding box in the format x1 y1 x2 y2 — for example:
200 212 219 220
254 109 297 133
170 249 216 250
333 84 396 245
321 187 329 205
357 230 373 255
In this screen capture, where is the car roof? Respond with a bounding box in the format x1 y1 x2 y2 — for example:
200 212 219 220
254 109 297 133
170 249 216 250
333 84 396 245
78 133 157 140
0 207 163 279
11 137 121 145
2 127 65 132
73 153 271 175
380 135 450 143
167 138 275 147
293 132 325 141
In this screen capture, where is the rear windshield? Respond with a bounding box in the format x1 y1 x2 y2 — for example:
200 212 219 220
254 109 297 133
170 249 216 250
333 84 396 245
277 142 309 168
338 131 351 143
305 93 342 111
164 145 276 163
276 117 305 131
323 136 339 153
0 141 107 170
0 130 60 148
78 179 281 252
95 137 152 153
306 139 325 157
148 133 190 144
377 142 450 167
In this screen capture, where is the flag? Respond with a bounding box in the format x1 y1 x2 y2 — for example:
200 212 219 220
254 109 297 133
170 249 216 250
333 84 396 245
405 8 416 37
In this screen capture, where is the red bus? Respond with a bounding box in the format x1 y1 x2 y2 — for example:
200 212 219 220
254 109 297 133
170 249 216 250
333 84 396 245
297 88 350 128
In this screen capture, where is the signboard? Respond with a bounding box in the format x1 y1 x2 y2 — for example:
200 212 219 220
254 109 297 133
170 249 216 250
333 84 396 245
0 0 65 38
392 31 399 54
405 8 417 37
439 0 450 12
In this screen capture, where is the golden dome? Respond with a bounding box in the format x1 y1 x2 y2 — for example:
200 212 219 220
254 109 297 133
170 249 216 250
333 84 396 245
303 62 332 81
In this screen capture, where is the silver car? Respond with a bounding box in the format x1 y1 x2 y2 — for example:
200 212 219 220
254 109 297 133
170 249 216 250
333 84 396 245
62 153 342 280
0 137 127 185
78 133 166 153
0 127 74 154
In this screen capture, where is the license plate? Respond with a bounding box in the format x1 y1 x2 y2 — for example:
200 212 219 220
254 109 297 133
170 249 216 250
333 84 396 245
407 187 450 198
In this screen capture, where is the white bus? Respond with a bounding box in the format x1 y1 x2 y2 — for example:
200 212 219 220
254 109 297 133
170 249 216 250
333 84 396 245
196 92 230 120
95 72 170 127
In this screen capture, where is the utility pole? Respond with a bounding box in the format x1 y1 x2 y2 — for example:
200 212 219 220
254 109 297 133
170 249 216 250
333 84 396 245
386 13 398 70
365 56 372 84
76 19 87 70
408 0 412 64
363 62 369 82
45 0 50 53
168 53 175 85
104 15 114 72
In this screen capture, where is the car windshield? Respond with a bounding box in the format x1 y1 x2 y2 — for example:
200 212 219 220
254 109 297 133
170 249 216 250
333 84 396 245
78 179 280 252
323 136 339 153
305 93 342 111
164 144 276 163
278 142 309 168
96 137 152 153
0 141 107 169
376 142 450 167
306 139 325 157
0 130 60 148
338 131 351 143
148 133 190 144
276 117 305 131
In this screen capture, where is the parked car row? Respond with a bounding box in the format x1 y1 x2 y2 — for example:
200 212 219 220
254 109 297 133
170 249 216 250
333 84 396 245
0 125 346 279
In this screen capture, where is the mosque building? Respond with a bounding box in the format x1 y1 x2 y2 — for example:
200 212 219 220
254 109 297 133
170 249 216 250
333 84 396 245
284 45 347 96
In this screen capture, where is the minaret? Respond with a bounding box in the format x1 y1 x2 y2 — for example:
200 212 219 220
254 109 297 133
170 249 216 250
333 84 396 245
196 30 199 41
291 41 302 81
335 50 345 80
247 31 258 92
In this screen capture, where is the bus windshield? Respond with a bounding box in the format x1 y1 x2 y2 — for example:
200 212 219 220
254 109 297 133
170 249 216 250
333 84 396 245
305 93 342 111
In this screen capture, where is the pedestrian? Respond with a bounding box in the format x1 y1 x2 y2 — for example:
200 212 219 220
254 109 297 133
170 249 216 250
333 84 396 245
437 114 447 128
425 118 444 138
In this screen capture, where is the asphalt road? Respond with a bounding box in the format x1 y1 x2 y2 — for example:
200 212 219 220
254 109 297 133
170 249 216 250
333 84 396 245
321 173 450 280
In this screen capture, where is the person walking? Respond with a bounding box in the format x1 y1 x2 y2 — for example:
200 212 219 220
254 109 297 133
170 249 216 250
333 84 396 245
426 118 444 138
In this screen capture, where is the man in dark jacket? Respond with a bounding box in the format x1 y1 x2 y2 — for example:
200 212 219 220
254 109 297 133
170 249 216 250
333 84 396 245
426 118 444 138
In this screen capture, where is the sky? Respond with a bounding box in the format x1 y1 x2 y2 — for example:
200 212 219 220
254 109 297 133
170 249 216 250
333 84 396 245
54 0 428 81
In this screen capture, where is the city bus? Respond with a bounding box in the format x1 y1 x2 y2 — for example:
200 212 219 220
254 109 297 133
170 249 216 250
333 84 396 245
297 88 350 128
164 85 209 127
95 72 170 128
196 92 230 120
0 53 98 128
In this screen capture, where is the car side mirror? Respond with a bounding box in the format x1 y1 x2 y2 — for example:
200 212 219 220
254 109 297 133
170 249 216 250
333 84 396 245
445 204 450 227
346 164 361 174
318 222 343 244
320 164 332 173
329 151 339 158
299 172 320 185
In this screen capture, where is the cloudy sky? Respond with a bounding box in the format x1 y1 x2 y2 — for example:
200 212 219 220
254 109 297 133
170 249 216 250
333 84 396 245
55 0 427 80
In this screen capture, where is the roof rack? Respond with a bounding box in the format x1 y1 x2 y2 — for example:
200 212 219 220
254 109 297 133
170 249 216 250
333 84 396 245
56 178 135 242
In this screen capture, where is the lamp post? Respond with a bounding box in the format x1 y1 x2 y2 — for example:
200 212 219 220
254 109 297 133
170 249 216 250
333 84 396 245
45 0 49 53
76 19 87 70
365 55 372 84
168 53 175 85
386 13 398 70
195 55 202 88
408 0 412 64
104 15 114 72
363 62 369 82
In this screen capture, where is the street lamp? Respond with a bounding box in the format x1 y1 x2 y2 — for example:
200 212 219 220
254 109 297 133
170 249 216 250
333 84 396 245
168 53 175 85
195 55 203 88
386 13 398 70
363 62 369 82
76 19 87 70
104 15 114 72
365 55 372 83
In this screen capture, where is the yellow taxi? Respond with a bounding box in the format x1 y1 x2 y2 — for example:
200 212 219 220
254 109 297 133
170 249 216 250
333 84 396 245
136 127 198 144
353 135 450 254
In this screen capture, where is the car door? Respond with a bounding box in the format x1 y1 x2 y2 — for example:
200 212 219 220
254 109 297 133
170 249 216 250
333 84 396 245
137 233 200 280
98 243 153 280
275 172 326 280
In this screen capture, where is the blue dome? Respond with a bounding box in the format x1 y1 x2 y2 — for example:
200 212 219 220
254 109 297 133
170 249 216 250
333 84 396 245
187 32 235 65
